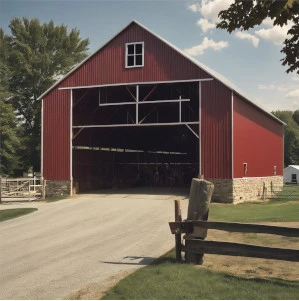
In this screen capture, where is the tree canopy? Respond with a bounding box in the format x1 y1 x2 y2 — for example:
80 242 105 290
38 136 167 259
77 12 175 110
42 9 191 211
272 110 299 166
217 0 299 74
0 18 89 174
0 28 22 176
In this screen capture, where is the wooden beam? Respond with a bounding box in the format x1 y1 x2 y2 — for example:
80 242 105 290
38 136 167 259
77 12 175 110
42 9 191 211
185 239 299 262
140 85 157 102
126 86 137 102
169 220 299 238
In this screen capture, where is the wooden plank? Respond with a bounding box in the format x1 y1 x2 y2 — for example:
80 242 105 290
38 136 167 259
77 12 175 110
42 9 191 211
169 221 193 234
169 221 299 238
192 220 299 238
185 239 299 262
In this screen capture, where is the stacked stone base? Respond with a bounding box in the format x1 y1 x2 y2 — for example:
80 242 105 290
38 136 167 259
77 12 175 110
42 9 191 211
45 180 71 197
207 176 283 204
44 177 283 203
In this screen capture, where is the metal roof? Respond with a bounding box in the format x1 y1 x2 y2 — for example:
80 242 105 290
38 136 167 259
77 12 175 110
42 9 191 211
38 20 285 125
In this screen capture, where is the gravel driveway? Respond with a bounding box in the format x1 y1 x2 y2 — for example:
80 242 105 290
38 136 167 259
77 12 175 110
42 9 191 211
0 188 188 299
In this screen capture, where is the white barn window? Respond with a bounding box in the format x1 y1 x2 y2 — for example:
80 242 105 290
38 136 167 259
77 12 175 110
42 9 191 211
125 42 144 68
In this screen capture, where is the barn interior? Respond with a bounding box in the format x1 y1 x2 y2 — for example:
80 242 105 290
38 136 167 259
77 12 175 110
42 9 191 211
72 81 200 192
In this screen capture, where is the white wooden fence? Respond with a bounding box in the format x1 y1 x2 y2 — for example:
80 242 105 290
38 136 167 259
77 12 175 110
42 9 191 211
0 177 45 201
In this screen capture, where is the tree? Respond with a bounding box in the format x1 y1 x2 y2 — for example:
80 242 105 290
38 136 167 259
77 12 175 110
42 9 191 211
0 28 22 176
4 18 89 172
292 110 299 124
217 0 299 74
272 110 299 166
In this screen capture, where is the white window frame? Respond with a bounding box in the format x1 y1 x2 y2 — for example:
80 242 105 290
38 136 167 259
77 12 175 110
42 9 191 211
125 42 144 68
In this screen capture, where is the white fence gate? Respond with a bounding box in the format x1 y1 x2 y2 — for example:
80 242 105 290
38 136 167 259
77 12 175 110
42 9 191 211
0 177 45 201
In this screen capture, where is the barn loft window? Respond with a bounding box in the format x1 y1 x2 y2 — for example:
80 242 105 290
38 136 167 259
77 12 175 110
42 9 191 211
125 42 144 68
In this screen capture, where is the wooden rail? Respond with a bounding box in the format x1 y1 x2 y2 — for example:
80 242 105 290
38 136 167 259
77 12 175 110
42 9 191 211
169 220 299 262
169 220 299 237
185 239 299 262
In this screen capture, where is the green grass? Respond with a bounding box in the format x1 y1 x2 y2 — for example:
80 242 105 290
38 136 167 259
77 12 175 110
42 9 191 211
0 208 38 222
102 250 299 300
209 201 299 222
209 185 299 223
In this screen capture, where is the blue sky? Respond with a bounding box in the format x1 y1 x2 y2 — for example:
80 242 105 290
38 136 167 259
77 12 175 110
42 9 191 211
0 0 298 112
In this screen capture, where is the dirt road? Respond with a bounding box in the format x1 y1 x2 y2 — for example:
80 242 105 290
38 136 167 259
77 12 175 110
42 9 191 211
0 188 188 300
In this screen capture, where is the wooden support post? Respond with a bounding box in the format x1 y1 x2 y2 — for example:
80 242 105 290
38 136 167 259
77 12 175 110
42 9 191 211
174 199 182 262
41 177 46 200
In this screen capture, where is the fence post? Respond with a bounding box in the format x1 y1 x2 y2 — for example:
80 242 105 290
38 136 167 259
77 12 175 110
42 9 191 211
174 199 182 262
185 177 214 264
41 177 46 200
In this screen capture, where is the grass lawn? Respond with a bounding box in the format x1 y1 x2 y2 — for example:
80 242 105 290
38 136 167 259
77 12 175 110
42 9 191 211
102 250 299 300
209 185 299 222
209 201 299 222
0 208 38 222
101 185 299 300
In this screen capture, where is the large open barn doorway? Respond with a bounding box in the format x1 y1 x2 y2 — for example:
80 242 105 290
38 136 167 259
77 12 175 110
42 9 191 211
71 81 200 192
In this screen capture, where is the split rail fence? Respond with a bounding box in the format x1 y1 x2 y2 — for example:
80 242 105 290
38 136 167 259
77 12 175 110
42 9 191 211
169 219 299 262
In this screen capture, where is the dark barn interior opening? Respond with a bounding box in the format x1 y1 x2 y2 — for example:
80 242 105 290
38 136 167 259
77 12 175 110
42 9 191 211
72 81 200 192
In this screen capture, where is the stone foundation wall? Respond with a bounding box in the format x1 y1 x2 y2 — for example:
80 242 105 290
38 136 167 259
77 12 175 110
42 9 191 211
232 176 283 203
206 179 234 203
207 176 283 204
45 180 71 197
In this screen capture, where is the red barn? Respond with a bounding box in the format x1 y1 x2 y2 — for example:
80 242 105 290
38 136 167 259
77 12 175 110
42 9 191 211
39 20 284 203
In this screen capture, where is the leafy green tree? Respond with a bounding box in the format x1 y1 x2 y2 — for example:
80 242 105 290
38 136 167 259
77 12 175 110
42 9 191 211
292 110 299 124
217 0 299 74
4 17 89 172
272 110 299 166
0 28 21 176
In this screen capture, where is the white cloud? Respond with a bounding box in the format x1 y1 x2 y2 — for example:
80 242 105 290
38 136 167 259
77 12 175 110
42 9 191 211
235 31 259 48
285 89 299 98
261 17 273 28
188 3 201 13
258 84 276 90
255 23 292 45
291 74 299 81
197 18 216 33
200 0 234 22
184 37 229 56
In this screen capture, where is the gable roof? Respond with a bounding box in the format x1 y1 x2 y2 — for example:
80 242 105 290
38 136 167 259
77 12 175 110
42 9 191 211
38 20 284 125
284 165 299 171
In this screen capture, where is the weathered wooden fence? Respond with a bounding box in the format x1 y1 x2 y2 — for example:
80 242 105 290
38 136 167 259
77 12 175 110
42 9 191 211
169 219 299 262
0 177 45 202
169 177 299 264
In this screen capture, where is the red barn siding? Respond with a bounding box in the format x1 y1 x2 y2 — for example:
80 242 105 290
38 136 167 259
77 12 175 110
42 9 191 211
43 89 70 180
57 23 210 89
201 80 232 179
233 93 283 178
